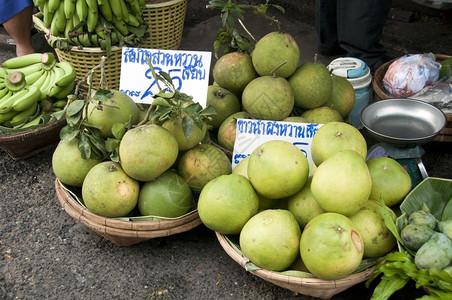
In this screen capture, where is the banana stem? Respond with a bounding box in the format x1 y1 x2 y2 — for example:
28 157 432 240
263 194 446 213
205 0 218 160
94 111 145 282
6 72 26 92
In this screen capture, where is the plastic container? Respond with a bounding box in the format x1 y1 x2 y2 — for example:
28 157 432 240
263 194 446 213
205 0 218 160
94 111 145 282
328 57 373 129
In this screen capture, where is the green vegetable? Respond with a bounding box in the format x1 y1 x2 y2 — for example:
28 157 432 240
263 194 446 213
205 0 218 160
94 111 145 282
408 210 437 230
415 232 452 270
401 223 435 251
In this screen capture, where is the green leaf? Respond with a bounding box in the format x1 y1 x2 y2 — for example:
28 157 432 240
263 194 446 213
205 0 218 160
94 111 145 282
182 115 194 138
270 4 285 14
183 102 203 115
441 195 452 220
105 138 120 153
66 110 82 126
111 122 126 139
199 105 217 117
78 134 91 159
158 71 173 85
93 89 113 101
369 275 410 300
59 125 79 141
66 100 85 117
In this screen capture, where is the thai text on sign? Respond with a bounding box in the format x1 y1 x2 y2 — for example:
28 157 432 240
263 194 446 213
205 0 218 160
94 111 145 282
119 47 212 106
232 118 323 169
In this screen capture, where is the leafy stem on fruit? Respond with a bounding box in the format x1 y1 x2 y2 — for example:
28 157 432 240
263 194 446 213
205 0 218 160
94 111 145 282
207 0 285 58
59 57 128 162
138 58 217 138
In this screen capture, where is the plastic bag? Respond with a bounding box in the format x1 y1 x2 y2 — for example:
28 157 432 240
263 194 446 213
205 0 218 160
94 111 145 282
383 53 442 98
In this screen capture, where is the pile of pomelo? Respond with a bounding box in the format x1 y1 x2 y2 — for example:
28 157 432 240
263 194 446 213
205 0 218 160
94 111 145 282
198 31 413 280
52 89 233 219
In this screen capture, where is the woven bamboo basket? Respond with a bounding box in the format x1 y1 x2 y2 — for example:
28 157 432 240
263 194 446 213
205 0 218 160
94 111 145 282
0 118 66 160
141 0 187 49
32 14 122 91
55 178 202 246
216 232 377 299
372 54 452 143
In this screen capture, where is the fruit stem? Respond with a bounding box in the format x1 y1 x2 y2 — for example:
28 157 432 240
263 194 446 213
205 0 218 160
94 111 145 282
6 72 26 92
270 60 287 77
41 52 57 71
313 53 318 64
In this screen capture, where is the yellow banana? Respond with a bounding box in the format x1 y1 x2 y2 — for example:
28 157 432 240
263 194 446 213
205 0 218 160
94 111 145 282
0 89 29 113
11 85 41 112
109 0 123 21
85 0 98 13
2 53 43 69
25 68 45 85
98 0 113 22
54 61 76 87
64 0 76 19
86 9 98 33
76 0 88 22
0 110 19 124
10 102 39 126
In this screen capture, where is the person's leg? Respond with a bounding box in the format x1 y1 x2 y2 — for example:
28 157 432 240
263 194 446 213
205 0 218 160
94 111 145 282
3 5 35 56
336 0 392 72
315 0 346 56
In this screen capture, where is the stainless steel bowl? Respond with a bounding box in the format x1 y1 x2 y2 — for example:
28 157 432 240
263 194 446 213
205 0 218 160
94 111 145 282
360 98 447 147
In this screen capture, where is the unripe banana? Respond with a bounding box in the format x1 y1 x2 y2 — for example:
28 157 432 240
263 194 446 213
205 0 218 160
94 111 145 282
10 102 39 126
48 0 61 14
138 0 146 9
119 0 129 22
109 0 123 21
54 62 76 87
0 67 8 77
5 72 26 92
25 69 45 85
112 15 129 36
64 0 76 19
98 0 113 22
125 14 140 27
0 88 29 113
5 63 43 77
52 99 69 108
55 2 67 34
0 87 8 99
86 9 99 33
86 0 98 13
72 11 83 33
76 0 88 22
51 80 75 99
30 68 49 90
2 53 43 69
11 85 41 112
0 109 19 124
40 69 58 100
21 112 45 129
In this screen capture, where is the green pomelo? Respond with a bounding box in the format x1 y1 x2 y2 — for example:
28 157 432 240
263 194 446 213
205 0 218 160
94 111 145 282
162 118 207 151
52 139 102 187
311 150 372 216
240 209 301 271
248 140 309 199
206 85 241 130
82 161 140 218
138 170 193 218
300 213 364 280
86 90 140 138
311 121 367 166
242 76 294 121
287 179 326 228
217 111 250 152
300 106 343 124
366 157 412 207
288 62 332 109
119 124 179 182
324 75 356 118
282 116 308 123
198 174 259 234
251 32 300 78
177 143 232 193
212 52 258 95
349 200 397 258
232 156 249 179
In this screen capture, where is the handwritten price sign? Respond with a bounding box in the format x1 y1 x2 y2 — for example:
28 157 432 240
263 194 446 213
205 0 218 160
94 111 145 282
119 47 212 107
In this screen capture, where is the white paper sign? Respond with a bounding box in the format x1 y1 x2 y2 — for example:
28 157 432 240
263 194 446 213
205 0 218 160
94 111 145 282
119 47 212 107
232 118 323 169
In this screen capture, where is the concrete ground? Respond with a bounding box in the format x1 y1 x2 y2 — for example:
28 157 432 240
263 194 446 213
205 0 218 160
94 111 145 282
1 1 451 299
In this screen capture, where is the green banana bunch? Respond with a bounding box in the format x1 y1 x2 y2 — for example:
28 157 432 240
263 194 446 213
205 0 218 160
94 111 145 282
34 0 148 53
0 53 76 128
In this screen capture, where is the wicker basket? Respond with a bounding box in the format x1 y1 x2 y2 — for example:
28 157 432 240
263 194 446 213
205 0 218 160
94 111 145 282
54 47 122 91
55 178 202 246
141 0 187 49
0 118 66 160
216 232 377 300
372 54 452 143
